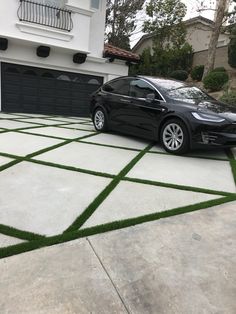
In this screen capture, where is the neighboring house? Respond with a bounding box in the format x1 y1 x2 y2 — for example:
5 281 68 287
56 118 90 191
0 0 139 117
132 16 233 72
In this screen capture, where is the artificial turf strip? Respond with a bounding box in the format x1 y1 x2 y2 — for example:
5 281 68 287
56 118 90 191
224 149 236 186
123 177 234 197
0 195 235 259
78 140 142 153
30 159 115 179
64 142 155 233
0 224 45 241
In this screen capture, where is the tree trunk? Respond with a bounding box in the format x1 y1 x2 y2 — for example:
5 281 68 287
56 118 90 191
202 0 229 79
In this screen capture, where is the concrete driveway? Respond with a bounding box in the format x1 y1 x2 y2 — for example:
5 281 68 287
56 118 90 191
0 112 236 313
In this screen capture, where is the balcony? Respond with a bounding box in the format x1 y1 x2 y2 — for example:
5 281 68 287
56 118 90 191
17 0 73 32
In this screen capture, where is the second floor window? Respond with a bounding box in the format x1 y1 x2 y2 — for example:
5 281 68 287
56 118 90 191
91 0 100 9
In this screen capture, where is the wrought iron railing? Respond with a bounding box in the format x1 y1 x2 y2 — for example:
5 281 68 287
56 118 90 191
17 0 73 32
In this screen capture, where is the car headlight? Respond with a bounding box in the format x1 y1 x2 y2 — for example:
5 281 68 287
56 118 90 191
191 112 226 123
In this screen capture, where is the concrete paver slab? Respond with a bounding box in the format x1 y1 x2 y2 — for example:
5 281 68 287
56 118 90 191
0 239 126 314
88 201 236 314
128 153 236 192
0 156 13 167
59 123 96 131
0 234 24 248
188 149 228 160
81 133 149 150
47 117 90 123
0 120 38 130
35 142 138 175
82 181 221 229
0 132 62 156
0 113 25 119
15 118 66 125
23 126 92 139
0 162 111 236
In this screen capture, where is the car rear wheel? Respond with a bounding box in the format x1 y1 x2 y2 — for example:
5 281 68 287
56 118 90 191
93 108 108 132
161 119 190 154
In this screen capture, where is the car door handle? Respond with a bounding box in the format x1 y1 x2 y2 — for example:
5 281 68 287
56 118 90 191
120 98 132 104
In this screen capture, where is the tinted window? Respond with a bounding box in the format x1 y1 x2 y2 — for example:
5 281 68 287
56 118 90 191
103 79 130 96
167 87 212 100
130 79 163 100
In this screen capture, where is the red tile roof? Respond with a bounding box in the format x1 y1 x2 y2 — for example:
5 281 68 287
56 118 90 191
104 43 140 62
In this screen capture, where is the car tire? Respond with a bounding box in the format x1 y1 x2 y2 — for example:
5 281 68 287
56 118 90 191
93 107 108 132
161 119 190 154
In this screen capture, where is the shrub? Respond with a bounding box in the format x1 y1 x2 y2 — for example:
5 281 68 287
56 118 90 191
191 65 204 81
220 91 236 106
170 70 188 81
228 26 236 68
203 71 229 91
211 67 227 73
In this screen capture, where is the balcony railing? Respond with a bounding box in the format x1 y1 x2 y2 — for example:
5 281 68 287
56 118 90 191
17 0 73 32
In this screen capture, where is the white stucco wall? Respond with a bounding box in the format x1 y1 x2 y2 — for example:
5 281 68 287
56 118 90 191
0 0 106 58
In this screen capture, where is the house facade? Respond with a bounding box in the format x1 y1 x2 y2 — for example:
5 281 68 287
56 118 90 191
0 0 138 116
132 16 233 73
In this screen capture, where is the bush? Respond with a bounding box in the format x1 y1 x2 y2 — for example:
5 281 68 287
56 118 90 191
220 91 236 106
170 70 188 81
228 26 236 68
203 71 229 91
191 65 204 81
211 67 227 73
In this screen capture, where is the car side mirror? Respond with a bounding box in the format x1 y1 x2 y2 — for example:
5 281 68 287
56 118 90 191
146 93 156 102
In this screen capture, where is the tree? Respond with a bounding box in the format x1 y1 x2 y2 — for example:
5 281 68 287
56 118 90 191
106 0 145 50
129 0 193 77
202 0 230 78
143 0 187 50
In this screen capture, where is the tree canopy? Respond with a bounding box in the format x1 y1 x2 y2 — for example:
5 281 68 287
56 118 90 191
106 0 145 50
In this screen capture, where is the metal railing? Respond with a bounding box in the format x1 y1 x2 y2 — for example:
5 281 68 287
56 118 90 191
17 0 73 32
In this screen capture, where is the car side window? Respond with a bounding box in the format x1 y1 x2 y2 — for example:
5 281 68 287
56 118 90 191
103 79 130 96
130 79 163 101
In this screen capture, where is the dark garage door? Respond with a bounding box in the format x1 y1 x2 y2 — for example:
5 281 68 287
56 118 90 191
1 63 104 117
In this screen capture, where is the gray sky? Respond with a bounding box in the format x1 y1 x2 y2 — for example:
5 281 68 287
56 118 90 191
130 0 216 47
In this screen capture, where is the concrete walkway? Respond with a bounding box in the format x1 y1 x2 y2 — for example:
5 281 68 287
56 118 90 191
0 112 236 313
0 201 235 314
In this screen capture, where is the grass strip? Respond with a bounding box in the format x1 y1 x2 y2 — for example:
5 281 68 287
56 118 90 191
123 177 234 197
0 195 234 259
26 132 99 159
64 142 154 233
0 159 22 172
29 159 115 179
78 140 142 152
17 130 74 141
0 224 45 241
225 148 236 186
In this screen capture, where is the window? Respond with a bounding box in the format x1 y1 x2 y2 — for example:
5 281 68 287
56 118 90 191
91 0 100 9
103 79 130 96
130 79 156 99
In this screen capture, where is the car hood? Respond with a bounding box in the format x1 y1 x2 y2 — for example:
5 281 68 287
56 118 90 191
176 99 236 122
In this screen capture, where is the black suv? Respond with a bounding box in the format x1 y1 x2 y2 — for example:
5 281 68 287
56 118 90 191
90 76 236 154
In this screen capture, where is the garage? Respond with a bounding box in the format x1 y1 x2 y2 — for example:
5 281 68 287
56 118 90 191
1 63 104 117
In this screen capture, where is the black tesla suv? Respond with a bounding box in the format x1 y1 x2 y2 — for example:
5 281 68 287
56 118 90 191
90 76 236 154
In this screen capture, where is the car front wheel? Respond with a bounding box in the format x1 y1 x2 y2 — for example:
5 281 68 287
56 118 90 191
93 108 108 132
161 119 190 154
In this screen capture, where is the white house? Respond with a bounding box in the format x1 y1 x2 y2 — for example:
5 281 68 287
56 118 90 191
0 0 139 116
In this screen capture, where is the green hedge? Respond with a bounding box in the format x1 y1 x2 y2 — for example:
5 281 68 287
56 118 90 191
191 65 204 81
170 70 188 81
203 71 229 92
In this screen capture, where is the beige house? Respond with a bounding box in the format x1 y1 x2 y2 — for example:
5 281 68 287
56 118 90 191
132 16 234 72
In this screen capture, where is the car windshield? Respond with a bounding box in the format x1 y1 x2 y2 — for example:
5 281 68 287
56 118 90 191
167 86 212 101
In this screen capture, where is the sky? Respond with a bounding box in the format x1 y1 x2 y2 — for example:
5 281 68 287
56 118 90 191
130 0 217 48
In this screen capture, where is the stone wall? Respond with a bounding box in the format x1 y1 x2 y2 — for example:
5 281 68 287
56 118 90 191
193 46 236 75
